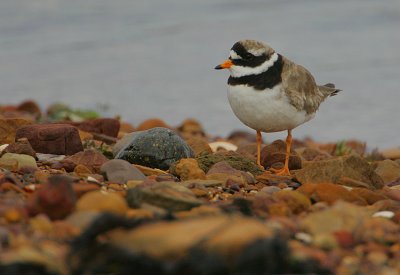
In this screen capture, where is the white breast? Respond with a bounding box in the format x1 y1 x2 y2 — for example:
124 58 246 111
227 84 314 133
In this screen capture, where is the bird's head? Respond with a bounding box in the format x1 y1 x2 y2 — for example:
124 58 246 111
215 40 278 78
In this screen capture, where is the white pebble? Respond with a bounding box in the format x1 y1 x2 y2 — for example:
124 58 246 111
0 144 9 153
372 211 395 219
209 141 238 152
295 232 313 244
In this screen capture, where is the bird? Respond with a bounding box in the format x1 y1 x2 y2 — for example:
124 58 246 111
215 39 340 176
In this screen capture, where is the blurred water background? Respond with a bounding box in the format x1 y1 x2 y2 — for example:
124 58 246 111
1 0 399 149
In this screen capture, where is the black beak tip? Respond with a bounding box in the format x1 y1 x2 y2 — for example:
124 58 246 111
214 65 222 70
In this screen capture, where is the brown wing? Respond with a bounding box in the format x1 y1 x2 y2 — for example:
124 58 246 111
281 56 327 114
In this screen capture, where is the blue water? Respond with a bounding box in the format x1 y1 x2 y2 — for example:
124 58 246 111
1 0 399 149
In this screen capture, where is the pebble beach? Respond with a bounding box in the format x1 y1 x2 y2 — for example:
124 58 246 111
1 100 400 274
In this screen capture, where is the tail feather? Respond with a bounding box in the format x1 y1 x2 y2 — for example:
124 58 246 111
319 83 341 97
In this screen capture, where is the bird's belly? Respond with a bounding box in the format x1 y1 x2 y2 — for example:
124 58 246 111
227 84 314 133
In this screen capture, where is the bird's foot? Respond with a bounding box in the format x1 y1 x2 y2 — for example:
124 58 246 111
256 163 265 171
269 166 291 177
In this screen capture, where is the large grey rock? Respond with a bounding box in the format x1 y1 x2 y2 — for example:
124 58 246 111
115 127 194 170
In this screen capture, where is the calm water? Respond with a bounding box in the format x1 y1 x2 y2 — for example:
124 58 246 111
1 0 399 149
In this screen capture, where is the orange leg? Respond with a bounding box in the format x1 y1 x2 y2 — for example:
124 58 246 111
256 130 262 167
271 129 292 176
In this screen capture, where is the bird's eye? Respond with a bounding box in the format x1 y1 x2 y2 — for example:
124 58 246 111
244 53 253 60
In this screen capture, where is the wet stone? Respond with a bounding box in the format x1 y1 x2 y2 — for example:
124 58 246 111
115 127 194 170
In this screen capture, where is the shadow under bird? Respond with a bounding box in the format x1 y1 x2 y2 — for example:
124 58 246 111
215 39 340 176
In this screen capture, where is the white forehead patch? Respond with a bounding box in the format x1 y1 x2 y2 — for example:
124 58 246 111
229 50 242 60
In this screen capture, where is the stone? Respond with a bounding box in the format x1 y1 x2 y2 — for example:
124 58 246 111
119 121 135 134
126 182 203 212
27 175 76 220
100 159 146 184
73 164 93 177
0 153 37 171
380 148 400 160
260 186 281 195
185 136 212 156
1 138 36 159
115 127 194 170
371 199 400 212
133 164 169 176
236 143 259 161
260 140 302 170
297 147 332 161
350 188 387 205
354 217 400 244
300 201 374 235
373 159 400 184
177 118 206 137
180 179 224 188
15 124 83 155
76 191 128 215
107 215 274 260
313 233 338 250
34 169 50 184
136 118 170 131
63 149 108 173
205 161 254 186
227 130 257 145
0 118 32 145
297 183 367 205
382 188 400 201
0 157 18 172
273 190 311 214
196 151 263 175
175 205 222 219
65 210 101 230
172 158 206 181
294 154 384 190
252 193 292 217
113 132 138 156
66 118 120 137
209 141 238 152
372 211 395 219
73 182 100 198
16 100 42 119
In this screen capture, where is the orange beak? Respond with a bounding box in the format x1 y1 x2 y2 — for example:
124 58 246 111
215 59 233 70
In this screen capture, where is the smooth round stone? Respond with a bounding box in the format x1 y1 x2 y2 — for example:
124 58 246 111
101 159 146 184
115 127 194 170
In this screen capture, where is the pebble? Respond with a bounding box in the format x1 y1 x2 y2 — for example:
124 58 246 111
0 152 38 172
295 154 384 190
115 127 194 170
100 159 146 184
126 182 203 211
209 141 238 152
0 117 33 144
76 191 128 215
27 175 76 220
372 211 395 219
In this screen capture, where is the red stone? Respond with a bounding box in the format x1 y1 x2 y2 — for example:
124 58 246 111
27 175 76 220
67 118 120 137
15 124 83 155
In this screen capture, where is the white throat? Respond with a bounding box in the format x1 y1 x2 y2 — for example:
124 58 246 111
229 52 279 78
